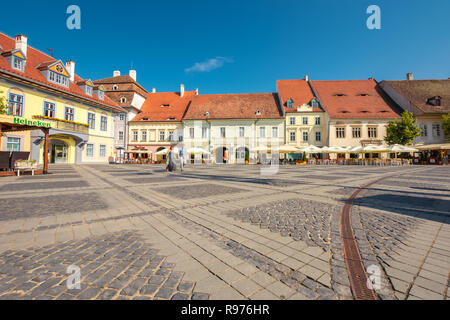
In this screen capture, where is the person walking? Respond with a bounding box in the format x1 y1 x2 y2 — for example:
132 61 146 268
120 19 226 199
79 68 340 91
179 147 185 172
166 146 176 172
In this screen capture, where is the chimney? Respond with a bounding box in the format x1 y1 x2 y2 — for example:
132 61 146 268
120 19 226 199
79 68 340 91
113 70 121 77
152 88 156 93
180 84 185 97
195 88 199 96
304 75 309 81
15 35 28 57
406 73 414 81
129 70 137 81
65 60 75 82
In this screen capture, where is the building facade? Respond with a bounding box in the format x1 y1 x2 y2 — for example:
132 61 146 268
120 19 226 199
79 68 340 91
183 93 284 164
310 79 401 157
277 78 327 154
127 85 196 160
0 33 124 164
94 70 148 161
379 76 450 146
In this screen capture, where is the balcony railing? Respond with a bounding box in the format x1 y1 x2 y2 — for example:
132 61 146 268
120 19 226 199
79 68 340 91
32 115 89 135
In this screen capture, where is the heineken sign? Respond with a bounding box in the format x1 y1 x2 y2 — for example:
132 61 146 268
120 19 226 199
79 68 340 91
14 117 52 128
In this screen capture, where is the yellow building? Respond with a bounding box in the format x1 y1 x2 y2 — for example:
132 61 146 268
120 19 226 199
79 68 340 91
276 78 327 159
0 33 124 164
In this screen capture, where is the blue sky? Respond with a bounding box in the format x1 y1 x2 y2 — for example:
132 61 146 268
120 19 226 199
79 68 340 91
1 0 449 94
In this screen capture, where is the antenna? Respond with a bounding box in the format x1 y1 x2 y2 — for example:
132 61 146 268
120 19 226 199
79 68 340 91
46 48 54 57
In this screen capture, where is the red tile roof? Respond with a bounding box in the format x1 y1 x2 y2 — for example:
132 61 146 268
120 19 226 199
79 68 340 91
132 91 196 122
277 79 322 112
184 93 283 120
0 32 124 113
310 79 401 119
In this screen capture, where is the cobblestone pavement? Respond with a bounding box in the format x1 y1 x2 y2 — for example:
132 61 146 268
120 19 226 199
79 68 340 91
0 163 448 300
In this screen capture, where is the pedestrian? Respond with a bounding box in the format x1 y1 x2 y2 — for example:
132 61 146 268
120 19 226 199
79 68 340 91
166 146 176 172
179 147 185 172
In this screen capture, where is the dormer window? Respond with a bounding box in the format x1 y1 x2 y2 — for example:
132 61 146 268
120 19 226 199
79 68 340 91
358 93 369 96
86 86 93 96
287 99 294 109
142 117 149 121
13 56 25 72
334 93 346 97
113 85 118 90
94 85 105 100
339 110 350 113
49 71 69 87
2 50 26 72
311 99 319 108
120 97 127 103
255 110 261 115
205 111 210 116
161 104 171 107
167 117 176 120
427 96 441 106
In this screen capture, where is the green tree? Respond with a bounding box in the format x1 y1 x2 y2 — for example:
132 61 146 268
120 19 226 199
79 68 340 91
0 90 7 115
384 111 421 145
443 114 450 140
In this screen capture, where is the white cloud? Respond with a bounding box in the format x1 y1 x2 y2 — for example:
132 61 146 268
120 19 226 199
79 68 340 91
185 57 233 73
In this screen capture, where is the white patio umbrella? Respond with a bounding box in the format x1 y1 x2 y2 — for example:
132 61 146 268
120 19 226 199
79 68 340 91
347 146 364 153
388 144 419 153
274 145 301 153
362 144 391 153
186 147 210 154
298 145 323 153
324 146 348 153
155 149 169 155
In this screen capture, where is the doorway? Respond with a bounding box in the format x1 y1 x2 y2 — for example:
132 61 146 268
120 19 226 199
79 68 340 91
215 147 228 164
50 140 68 164
235 147 249 164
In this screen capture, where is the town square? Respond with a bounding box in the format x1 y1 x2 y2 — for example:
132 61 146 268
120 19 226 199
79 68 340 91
0 0 449 305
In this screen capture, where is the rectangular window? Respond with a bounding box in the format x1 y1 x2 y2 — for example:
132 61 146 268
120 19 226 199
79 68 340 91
303 131 309 142
133 131 138 141
100 116 108 131
13 57 24 71
368 127 377 138
168 131 174 141
315 132 321 142
336 127 345 138
290 131 296 142
119 114 125 121
86 86 93 96
239 127 245 137
202 127 208 139
220 127 226 138
352 127 361 138
6 137 21 151
119 131 124 140
315 117 321 125
44 101 55 118
141 131 147 141
260 127 266 138
99 145 106 158
290 117 296 125
159 131 165 141
302 117 308 125
189 128 195 139
65 107 74 121
86 144 94 157
8 93 23 116
432 124 441 137
49 71 68 87
272 127 278 138
87 113 96 129
421 125 428 137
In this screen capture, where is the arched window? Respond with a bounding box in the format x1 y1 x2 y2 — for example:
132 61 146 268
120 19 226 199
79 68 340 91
113 85 118 91
120 97 127 103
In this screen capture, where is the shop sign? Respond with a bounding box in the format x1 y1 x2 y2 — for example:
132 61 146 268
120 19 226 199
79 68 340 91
14 117 51 128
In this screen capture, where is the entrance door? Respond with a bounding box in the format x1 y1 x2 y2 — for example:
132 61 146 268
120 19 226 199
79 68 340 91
50 141 68 164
